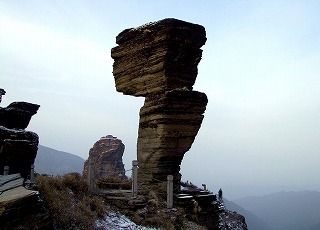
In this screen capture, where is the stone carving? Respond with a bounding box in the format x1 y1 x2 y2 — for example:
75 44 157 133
83 135 126 180
111 19 208 194
0 89 40 179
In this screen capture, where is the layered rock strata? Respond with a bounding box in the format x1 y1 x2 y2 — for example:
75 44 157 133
83 135 126 180
0 89 40 179
111 19 208 194
112 18 206 96
0 174 53 229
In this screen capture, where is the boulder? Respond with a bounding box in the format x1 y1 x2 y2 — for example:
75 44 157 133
83 135 126 180
0 102 40 130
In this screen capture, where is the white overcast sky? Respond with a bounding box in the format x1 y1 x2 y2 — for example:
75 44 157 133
1 0 319 199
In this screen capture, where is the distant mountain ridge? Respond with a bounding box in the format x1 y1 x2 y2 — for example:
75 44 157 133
224 198 269 230
233 191 320 230
35 145 85 175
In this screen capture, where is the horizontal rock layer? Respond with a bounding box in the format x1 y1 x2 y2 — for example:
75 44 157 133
111 18 206 96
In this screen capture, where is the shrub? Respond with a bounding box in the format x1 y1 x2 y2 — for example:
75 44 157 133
36 173 105 230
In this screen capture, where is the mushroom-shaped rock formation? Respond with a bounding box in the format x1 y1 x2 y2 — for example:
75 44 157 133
111 18 208 194
0 90 40 179
83 135 126 180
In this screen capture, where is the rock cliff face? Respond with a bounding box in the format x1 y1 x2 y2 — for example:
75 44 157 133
0 89 40 179
111 18 208 194
83 135 126 180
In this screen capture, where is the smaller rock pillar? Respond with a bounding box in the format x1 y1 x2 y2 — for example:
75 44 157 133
167 175 173 209
132 160 138 198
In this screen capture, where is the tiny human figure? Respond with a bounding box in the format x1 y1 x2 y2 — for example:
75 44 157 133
218 188 223 199
202 183 207 191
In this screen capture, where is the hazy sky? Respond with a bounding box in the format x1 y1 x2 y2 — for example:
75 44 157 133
1 0 319 199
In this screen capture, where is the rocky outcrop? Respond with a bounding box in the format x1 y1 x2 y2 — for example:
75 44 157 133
83 135 126 180
218 210 248 230
0 102 40 129
111 18 208 194
0 174 53 229
0 127 39 179
0 89 40 179
177 183 248 230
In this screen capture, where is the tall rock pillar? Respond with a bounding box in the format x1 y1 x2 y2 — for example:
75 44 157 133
111 19 208 195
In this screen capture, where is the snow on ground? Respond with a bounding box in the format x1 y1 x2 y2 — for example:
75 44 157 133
96 211 157 230
218 210 247 230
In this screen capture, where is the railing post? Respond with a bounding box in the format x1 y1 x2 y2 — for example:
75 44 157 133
3 165 9 175
30 164 35 185
88 158 95 193
167 175 173 209
132 160 138 198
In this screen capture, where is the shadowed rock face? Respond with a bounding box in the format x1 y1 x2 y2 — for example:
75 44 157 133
83 135 126 180
0 102 40 129
111 18 208 194
138 90 207 192
0 89 40 179
0 128 39 179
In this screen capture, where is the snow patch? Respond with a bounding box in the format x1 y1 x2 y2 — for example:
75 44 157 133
96 211 157 230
